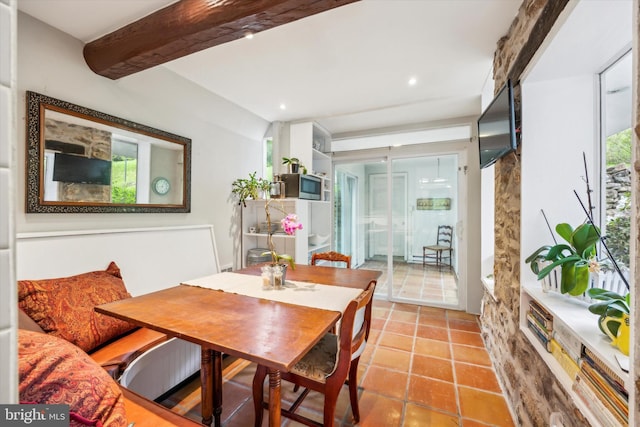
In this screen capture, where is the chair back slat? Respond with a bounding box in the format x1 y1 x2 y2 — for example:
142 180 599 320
311 251 352 268
340 281 375 361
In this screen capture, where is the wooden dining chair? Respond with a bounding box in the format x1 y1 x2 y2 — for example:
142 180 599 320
422 225 453 269
252 280 376 427
310 251 352 269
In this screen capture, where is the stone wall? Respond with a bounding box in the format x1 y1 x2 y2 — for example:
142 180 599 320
480 1 590 426
44 118 111 203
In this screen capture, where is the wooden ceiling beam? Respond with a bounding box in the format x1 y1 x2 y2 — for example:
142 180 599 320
83 0 359 80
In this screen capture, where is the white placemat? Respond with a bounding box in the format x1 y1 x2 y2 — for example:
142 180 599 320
182 272 362 313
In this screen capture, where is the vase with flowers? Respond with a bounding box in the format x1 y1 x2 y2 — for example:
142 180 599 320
262 199 303 288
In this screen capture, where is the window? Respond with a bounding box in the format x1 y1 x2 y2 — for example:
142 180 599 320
111 139 138 204
600 50 632 269
263 137 273 181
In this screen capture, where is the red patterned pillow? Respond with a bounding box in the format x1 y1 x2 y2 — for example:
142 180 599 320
18 329 127 427
18 262 135 352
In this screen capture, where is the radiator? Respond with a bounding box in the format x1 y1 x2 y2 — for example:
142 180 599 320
119 338 201 400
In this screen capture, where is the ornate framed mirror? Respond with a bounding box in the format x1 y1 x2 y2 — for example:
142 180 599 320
26 91 191 213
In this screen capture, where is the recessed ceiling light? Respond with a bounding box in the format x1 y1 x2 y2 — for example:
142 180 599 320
408 77 417 86
279 103 286 110
245 33 254 40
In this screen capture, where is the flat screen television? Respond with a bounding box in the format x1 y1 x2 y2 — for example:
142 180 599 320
477 79 517 169
53 153 111 185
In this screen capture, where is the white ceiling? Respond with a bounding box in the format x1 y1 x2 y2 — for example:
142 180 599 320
17 0 523 136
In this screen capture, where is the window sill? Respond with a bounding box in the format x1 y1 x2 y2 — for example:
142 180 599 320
481 276 496 301
520 282 630 426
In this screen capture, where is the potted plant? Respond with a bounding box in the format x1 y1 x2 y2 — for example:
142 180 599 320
282 157 307 174
587 288 631 355
525 222 600 296
231 171 271 207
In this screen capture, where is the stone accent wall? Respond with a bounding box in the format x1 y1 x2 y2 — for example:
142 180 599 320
44 118 111 203
480 1 590 426
633 0 639 417
483 0 640 424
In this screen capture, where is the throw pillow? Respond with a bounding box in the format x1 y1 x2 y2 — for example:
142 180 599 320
18 329 127 427
18 262 135 352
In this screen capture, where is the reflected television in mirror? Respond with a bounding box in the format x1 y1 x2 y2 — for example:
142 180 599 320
26 91 191 213
53 153 112 185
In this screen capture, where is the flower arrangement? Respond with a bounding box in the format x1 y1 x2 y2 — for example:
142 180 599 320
263 199 303 268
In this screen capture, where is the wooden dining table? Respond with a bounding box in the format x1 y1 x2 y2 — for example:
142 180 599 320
96 265 381 427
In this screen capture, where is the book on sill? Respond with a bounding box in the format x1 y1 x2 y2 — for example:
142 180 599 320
573 374 626 427
527 312 551 337
529 300 553 331
581 345 627 396
549 339 579 380
552 320 582 363
580 363 628 418
527 318 551 352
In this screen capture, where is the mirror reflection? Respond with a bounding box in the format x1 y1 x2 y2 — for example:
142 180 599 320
27 91 191 213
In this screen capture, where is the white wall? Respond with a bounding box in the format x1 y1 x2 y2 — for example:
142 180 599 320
16 13 270 269
0 0 17 405
520 74 597 284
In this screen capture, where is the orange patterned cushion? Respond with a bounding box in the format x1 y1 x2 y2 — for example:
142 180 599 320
18 262 135 352
19 329 127 427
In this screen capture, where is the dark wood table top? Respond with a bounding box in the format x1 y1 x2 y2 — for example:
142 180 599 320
95 284 340 371
236 264 382 289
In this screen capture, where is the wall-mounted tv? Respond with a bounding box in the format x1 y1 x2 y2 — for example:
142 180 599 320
477 79 517 169
53 153 111 185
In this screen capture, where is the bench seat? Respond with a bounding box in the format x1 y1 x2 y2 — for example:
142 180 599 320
121 386 203 426
89 328 169 379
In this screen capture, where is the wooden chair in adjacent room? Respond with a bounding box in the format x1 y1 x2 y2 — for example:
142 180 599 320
310 251 352 269
423 225 454 269
252 281 376 427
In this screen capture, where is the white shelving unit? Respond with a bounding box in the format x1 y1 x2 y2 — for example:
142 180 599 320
241 199 332 267
520 283 630 426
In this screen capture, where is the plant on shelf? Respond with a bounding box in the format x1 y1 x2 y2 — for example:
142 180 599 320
262 199 303 269
282 157 307 174
587 288 631 355
231 171 271 207
525 222 601 296
526 153 631 354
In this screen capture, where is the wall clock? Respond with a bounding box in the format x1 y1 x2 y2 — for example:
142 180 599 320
152 177 171 195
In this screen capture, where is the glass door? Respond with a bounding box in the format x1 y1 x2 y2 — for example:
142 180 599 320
391 155 459 306
335 170 358 262
334 152 462 308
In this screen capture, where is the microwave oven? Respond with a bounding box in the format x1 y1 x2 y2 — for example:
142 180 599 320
281 173 322 200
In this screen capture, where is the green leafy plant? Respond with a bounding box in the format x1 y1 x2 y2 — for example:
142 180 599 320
525 222 600 296
231 172 271 207
282 157 307 174
587 288 630 336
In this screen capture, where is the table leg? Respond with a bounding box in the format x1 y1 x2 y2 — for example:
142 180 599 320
201 349 223 427
267 369 282 427
213 350 223 427
200 349 213 427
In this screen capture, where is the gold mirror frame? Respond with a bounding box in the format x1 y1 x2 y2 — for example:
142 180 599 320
26 91 191 213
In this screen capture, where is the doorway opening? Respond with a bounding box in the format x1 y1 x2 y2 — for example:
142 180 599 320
334 152 463 308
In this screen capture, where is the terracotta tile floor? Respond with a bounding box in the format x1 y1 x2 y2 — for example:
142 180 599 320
160 300 515 427
363 260 459 306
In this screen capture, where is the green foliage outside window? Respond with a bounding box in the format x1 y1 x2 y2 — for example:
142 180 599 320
604 128 631 268
606 128 631 167
111 157 137 204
